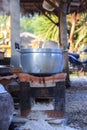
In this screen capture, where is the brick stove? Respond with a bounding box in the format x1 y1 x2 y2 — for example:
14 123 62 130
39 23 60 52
18 73 66 118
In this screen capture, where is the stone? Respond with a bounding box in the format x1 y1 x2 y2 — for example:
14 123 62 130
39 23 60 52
0 84 14 130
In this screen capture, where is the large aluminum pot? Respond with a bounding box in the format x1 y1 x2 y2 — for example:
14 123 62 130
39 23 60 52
18 48 64 76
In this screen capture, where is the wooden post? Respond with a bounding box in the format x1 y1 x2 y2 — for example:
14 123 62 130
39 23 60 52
19 82 31 116
54 81 65 113
10 0 21 67
59 1 70 87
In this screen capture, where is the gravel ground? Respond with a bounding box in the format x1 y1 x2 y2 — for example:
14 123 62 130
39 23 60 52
65 76 87 130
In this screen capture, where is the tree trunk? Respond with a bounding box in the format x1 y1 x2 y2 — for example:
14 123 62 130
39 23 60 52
68 12 77 52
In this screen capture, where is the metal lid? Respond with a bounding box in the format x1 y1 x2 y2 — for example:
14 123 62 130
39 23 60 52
18 48 65 54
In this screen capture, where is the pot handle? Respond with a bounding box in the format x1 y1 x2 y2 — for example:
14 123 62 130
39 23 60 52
15 42 20 49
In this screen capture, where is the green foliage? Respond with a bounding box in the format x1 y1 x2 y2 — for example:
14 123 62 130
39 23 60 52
20 14 59 42
36 15 59 42
20 17 33 33
75 13 87 48
20 13 87 50
67 13 87 51
0 15 8 26
0 15 9 41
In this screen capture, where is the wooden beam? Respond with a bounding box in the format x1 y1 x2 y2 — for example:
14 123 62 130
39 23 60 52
70 2 80 6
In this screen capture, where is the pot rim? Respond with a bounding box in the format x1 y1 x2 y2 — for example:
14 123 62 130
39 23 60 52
17 48 66 54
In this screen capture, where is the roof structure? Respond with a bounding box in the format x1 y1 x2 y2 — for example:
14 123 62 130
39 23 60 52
0 0 87 16
20 0 87 16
